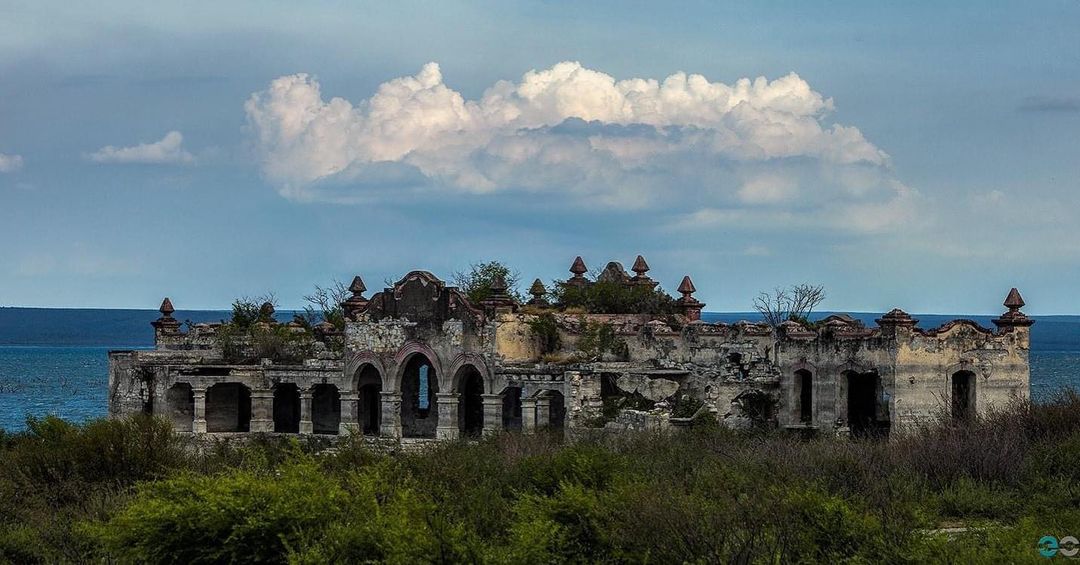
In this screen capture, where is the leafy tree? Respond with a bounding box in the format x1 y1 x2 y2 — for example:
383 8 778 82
453 261 523 304
302 280 349 330
553 279 677 315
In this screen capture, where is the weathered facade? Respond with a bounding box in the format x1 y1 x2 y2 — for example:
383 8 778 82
108 257 1033 440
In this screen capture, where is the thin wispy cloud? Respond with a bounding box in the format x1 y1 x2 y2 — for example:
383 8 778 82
0 153 24 173
1017 95 1080 113
87 131 195 164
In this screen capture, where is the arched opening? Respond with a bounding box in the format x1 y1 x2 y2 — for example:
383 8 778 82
795 369 813 424
206 383 251 432
401 354 438 438
273 383 300 433
456 365 485 437
312 384 341 434
502 387 523 431
166 383 194 431
951 371 976 421
356 364 382 436
846 371 881 437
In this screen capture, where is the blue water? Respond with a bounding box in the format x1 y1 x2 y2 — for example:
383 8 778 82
1 309 1078 431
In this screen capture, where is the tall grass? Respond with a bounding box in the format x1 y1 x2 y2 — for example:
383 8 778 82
2 391 1079 563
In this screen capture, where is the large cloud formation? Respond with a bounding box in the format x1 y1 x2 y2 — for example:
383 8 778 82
246 62 915 230
88 131 194 164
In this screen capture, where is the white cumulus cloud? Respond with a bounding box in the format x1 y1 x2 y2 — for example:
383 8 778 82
245 62 912 228
88 131 194 164
0 153 24 173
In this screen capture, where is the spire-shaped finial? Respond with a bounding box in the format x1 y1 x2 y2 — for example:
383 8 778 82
677 276 697 297
631 255 650 276
675 276 704 321
529 278 546 297
527 278 549 306
342 275 370 320
258 301 275 323
993 287 1034 330
349 276 367 296
159 297 175 317
1004 288 1025 311
570 256 588 277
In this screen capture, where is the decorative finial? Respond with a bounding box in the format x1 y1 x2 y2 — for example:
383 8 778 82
676 276 705 321
349 276 367 296
570 256 588 277
677 276 697 297
1004 288 1025 311
993 288 1034 329
258 301 275 322
159 297 175 317
528 278 548 306
631 255 650 276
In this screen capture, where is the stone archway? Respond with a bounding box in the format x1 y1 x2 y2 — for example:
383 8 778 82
400 353 439 438
311 384 341 435
355 364 383 436
455 365 485 437
206 383 251 432
273 383 300 433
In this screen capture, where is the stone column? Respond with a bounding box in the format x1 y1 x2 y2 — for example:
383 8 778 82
250 389 274 432
481 393 504 436
535 396 551 429
522 397 538 433
192 387 207 433
339 391 360 435
299 389 313 434
436 392 461 440
380 391 402 438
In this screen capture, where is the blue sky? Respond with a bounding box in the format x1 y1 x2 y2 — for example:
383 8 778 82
1 1 1078 314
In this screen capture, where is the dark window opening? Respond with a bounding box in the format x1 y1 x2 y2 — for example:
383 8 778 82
273 383 300 433
796 369 813 424
952 371 975 421
312 384 341 435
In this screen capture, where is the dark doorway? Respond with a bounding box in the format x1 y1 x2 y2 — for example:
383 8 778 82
273 383 300 433
502 387 523 431
796 369 813 424
545 390 566 430
357 365 382 436
952 371 976 421
458 366 485 437
166 383 194 431
312 384 341 435
846 371 880 437
206 383 251 432
401 354 438 438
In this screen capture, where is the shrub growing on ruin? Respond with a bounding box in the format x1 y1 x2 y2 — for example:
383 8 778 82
454 261 523 304
526 312 561 354
553 279 677 315
575 319 628 361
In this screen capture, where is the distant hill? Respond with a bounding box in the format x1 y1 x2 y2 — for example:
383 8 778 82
1 307 1077 352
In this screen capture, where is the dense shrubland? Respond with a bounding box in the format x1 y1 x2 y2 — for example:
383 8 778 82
2 393 1080 563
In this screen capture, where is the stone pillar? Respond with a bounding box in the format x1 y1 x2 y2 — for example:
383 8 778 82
380 391 402 438
436 392 461 440
250 389 274 432
192 387 207 433
339 391 360 435
481 393 504 436
535 396 551 429
299 389 313 434
522 397 538 433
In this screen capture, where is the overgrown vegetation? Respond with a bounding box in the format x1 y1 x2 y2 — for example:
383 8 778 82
526 312 561 355
454 261 523 304
4 392 1080 563
575 319 629 361
215 284 348 364
553 279 678 316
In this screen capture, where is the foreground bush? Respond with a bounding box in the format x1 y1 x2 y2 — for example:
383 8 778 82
2 392 1080 563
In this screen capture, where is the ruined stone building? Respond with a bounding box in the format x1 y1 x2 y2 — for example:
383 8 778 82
108 257 1033 440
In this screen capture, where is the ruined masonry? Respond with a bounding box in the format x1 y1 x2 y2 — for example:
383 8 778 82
108 257 1033 439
